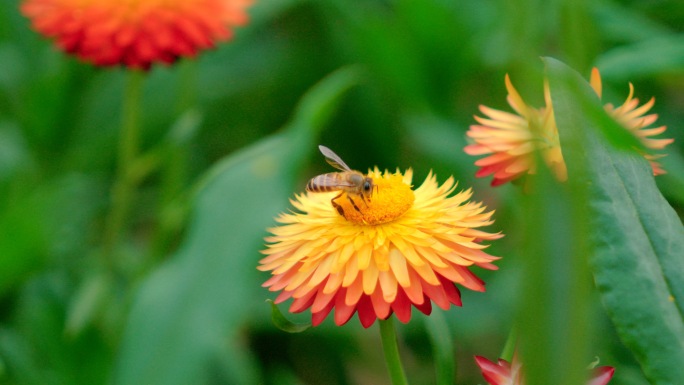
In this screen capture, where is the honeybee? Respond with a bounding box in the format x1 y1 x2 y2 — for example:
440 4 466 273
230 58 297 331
306 145 375 218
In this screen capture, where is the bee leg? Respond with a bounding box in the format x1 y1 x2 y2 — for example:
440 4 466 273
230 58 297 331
331 193 346 218
347 194 362 213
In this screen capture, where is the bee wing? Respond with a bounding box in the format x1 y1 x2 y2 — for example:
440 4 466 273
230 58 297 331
319 145 351 171
313 174 355 188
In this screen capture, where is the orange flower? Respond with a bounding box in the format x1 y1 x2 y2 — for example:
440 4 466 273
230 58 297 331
590 68 674 175
475 356 615 385
466 69 673 185
21 0 252 69
464 76 566 186
259 168 502 328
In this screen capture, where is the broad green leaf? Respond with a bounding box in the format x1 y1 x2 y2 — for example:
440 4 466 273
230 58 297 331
563 73 643 152
268 300 310 334
545 57 684 384
112 67 359 385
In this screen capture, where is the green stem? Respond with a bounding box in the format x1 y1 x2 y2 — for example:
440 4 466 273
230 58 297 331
103 70 144 261
425 310 455 385
150 60 197 259
379 318 409 385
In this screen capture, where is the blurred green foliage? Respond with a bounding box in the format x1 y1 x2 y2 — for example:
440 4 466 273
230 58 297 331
0 0 682 384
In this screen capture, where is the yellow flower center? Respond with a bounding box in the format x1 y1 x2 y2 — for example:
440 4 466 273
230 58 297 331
337 174 414 225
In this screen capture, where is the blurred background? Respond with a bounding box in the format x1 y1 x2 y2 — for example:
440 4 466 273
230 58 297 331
0 0 683 384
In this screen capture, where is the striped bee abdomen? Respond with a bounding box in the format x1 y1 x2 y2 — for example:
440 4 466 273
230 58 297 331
306 173 346 192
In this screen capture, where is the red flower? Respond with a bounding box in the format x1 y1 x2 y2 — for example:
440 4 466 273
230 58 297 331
21 0 252 69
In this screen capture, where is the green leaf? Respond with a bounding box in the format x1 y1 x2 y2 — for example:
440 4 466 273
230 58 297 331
545 57 684 384
267 300 310 334
112 67 359 385
558 70 643 153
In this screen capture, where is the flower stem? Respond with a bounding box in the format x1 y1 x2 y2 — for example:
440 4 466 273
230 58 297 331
103 70 144 262
379 318 409 385
425 310 455 385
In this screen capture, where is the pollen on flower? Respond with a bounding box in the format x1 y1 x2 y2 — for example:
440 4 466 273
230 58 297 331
339 173 414 225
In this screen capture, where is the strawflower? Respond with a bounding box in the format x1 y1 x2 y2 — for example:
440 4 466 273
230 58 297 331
21 0 252 69
464 75 566 186
465 69 673 186
475 355 615 385
259 168 502 328
589 68 674 175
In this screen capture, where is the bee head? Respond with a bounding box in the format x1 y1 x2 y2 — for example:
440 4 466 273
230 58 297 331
363 177 374 194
